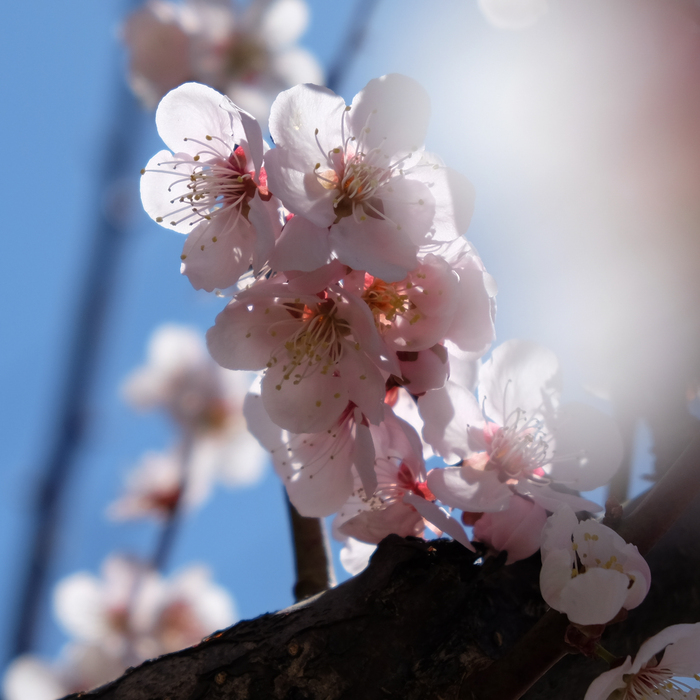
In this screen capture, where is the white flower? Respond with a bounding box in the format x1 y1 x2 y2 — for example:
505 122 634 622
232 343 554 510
264 74 475 282
3 646 126 700
423 339 622 516
539 506 651 626
585 623 700 700
54 556 237 663
122 324 266 493
124 0 323 122
140 83 282 292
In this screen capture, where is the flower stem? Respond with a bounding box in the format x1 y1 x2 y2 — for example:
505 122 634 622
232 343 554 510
594 644 618 665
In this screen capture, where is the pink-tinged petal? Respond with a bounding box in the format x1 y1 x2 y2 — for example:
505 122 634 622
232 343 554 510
397 345 450 395
243 389 284 453
353 416 378 499
385 256 459 352
207 303 298 371
447 255 497 355
341 344 387 426
284 260 346 294
330 217 419 283
379 176 436 246
557 567 631 625
404 494 475 551
539 548 574 610
269 215 333 272
337 501 425 544
638 624 700 676
341 292 400 375
269 83 345 155
479 340 562 425
140 149 196 233
349 74 430 155
473 496 548 564
180 214 254 291
338 537 376 576
549 402 623 491
516 482 602 514
429 167 476 241
540 505 579 560
283 439 355 517
236 105 264 174
583 659 632 700
261 361 349 433
418 383 483 463
263 146 337 227
156 83 237 156
248 191 283 274
427 466 512 512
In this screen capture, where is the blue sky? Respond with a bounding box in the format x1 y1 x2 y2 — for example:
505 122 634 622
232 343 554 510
0 0 658 678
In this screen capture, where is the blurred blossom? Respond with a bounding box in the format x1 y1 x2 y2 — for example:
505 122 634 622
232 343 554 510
4 646 125 700
123 0 323 122
477 0 548 30
4 557 236 698
122 324 267 504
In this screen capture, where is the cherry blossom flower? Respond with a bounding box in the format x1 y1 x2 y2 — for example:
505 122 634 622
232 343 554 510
124 0 323 122
54 556 237 664
539 506 651 626
3 645 125 700
584 623 700 700
264 74 476 281
123 324 266 493
332 408 473 550
243 385 377 516
423 339 622 516
108 448 211 520
140 82 282 291
207 268 393 434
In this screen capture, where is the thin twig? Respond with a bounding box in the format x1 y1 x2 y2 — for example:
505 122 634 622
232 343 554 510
151 435 194 573
326 0 383 93
285 492 335 601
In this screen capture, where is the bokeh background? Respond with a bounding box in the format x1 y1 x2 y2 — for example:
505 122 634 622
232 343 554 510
3 0 699 683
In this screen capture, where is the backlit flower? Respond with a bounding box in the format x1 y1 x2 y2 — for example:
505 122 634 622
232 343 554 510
265 74 475 281
141 82 281 291
539 506 651 626
584 623 700 700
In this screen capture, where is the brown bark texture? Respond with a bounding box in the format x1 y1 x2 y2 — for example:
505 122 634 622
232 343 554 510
63 484 700 700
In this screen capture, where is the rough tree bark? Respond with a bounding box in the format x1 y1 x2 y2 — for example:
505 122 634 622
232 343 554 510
63 483 700 700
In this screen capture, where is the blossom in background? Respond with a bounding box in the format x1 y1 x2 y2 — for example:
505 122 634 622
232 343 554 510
54 555 236 662
539 506 651 626
264 74 476 282
124 0 323 122
424 339 622 517
3 556 237 699
4 645 125 700
584 623 700 700
140 82 282 292
122 324 266 509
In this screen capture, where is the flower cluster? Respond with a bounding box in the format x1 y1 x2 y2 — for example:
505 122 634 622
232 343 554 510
123 0 323 122
3 557 236 700
140 75 649 628
114 324 266 519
